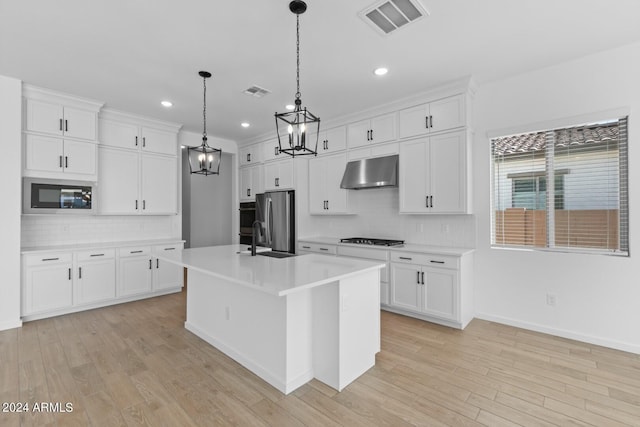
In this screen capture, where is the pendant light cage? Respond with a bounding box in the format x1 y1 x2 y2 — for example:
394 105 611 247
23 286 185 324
275 0 320 157
188 71 222 175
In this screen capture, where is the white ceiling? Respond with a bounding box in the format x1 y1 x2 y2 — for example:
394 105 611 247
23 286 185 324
2 0 640 144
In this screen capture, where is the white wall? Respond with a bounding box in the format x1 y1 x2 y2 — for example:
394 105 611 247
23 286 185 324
0 75 22 331
473 42 640 353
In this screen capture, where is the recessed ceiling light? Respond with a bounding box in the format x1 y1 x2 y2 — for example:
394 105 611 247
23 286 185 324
374 67 388 76
161 100 173 107
285 104 295 111
241 122 250 128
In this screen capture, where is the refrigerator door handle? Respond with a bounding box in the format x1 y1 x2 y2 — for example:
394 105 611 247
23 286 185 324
265 197 272 246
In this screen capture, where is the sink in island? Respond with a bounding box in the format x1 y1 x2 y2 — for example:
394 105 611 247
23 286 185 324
156 244 385 394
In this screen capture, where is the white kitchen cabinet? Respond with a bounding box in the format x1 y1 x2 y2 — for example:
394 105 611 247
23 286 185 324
264 158 294 191
346 142 399 161
152 243 184 291
240 164 263 202
118 247 153 297
262 137 285 162
308 153 350 214
22 253 73 316
398 94 466 139
140 153 178 214
347 112 397 148
297 242 337 255
399 130 469 214
336 245 390 305
23 134 97 180
75 249 116 305
239 143 263 166
25 99 97 141
311 125 347 155
99 109 180 156
98 146 177 215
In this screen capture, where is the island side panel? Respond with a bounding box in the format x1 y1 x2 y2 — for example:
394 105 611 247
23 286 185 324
184 269 288 392
284 290 314 394
311 269 381 391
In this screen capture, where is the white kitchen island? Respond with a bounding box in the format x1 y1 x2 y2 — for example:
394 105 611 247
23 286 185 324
157 244 384 394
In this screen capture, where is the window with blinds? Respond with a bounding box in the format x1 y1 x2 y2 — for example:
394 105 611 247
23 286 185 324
491 117 628 255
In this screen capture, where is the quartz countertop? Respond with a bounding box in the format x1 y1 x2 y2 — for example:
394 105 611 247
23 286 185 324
298 236 474 256
21 238 185 254
156 244 384 297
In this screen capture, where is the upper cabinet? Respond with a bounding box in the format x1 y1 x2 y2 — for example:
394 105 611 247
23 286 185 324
22 85 103 181
308 153 351 215
310 125 347 155
347 112 397 149
398 94 466 139
399 130 470 214
239 164 263 202
239 143 263 166
262 137 285 162
264 158 294 191
99 109 180 156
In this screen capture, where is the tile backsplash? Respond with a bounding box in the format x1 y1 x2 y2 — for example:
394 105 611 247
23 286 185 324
301 187 476 248
21 215 181 248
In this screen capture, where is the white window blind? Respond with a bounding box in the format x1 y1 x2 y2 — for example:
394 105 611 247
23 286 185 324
491 117 628 255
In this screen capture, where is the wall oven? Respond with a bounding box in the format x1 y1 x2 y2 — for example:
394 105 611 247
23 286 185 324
23 178 94 214
239 202 256 244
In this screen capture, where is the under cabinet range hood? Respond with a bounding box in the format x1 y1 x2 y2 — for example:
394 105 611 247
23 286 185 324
340 154 399 189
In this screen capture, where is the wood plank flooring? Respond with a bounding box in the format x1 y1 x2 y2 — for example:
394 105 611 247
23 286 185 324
1 289 639 426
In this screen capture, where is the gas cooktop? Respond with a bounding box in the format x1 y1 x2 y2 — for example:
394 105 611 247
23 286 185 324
340 237 405 247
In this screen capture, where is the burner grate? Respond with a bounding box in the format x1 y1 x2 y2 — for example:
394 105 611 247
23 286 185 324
340 237 405 247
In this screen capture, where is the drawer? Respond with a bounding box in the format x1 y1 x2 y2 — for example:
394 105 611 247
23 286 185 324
118 246 152 258
76 248 116 261
153 243 184 253
390 251 459 269
297 242 337 255
337 246 389 282
24 252 73 266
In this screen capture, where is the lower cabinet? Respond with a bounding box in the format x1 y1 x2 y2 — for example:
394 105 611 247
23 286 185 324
152 243 184 291
23 253 74 316
75 249 116 304
21 240 184 321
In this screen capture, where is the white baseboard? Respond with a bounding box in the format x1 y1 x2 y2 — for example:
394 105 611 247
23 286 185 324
475 312 640 355
0 318 22 332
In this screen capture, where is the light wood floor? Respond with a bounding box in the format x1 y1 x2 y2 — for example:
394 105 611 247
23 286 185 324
1 289 639 426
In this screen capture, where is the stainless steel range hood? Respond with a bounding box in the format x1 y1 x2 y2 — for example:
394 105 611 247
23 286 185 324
340 154 399 190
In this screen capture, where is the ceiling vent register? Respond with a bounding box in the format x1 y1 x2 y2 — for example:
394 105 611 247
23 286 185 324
360 0 428 35
242 85 271 98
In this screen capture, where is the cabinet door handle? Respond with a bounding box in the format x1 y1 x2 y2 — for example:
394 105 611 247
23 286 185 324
426 196 429 208
416 271 420 284
79 267 82 279
247 153 251 162
131 250 143 254
135 136 138 146
425 116 429 129
65 120 68 132
156 259 159 268
275 146 278 156
59 155 63 168
68 268 71 280
149 259 152 269
135 200 138 210
143 200 146 210
430 260 445 264
430 115 433 128
90 253 104 257
366 130 370 141
326 200 329 210
275 177 279 187
59 119 63 131
370 129 373 141
143 137 146 147
399 256 412 261
42 257 59 261
430 195 433 208
421 271 425 285
247 188 251 197
65 156 68 169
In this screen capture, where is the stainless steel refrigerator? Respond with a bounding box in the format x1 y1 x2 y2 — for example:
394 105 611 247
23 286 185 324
255 190 296 254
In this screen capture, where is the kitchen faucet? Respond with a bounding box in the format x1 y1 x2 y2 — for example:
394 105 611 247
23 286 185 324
251 220 264 256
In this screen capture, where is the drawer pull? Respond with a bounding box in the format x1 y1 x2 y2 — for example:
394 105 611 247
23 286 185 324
164 247 176 251
302 246 311 249
42 257 59 261
90 253 105 257
68 268 71 280
130 250 143 254
399 256 412 261
430 260 445 264
319 248 329 251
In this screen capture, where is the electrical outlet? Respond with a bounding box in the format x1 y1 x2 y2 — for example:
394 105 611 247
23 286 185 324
546 293 557 307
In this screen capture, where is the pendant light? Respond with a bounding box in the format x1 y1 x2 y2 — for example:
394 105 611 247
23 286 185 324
188 71 222 175
274 0 320 157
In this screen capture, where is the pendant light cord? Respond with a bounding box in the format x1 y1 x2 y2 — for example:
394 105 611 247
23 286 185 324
295 14 301 104
202 75 207 139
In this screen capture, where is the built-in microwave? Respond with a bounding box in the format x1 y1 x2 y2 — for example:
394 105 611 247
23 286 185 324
23 178 94 214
